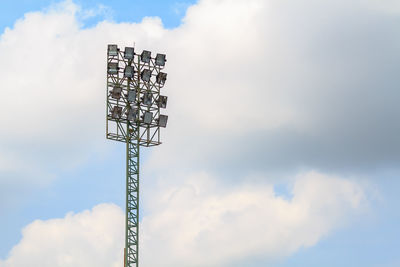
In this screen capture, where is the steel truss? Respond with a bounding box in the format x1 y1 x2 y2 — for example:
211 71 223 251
125 125 139 266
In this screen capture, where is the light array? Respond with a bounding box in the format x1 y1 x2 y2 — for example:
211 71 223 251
106 44 168 146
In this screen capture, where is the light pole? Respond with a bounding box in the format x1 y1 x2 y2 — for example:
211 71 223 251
106 44 168 267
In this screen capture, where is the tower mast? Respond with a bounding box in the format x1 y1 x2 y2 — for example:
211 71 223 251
106 44 169 267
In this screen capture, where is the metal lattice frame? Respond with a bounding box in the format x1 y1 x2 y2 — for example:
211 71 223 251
106 47 166 146
125 127 139 266
106 44 167 267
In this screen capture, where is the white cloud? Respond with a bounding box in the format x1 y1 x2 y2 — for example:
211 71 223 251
152 0 400 173
0 1 105 183
0 203 124 267
0 172 366 267
141 171 366 266
0 0 398 189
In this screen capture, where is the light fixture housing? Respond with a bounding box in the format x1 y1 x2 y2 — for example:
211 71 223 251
158 95 167 108
108 63 119 75
127 90 136 103
141 50 151 63
158 115 168 127
124 66 134 78
142 92 153 106
111 106 122 119
156 72 167 84
155 53 166 66
142 111 153 124
141 69 152 82
124 47 134 60
108 44 118 56
127 108 138 122
111 86 122 99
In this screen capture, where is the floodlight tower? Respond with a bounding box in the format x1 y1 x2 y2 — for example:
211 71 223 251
106 44 168 267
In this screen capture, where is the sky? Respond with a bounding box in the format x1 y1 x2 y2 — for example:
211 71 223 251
0 0 399 266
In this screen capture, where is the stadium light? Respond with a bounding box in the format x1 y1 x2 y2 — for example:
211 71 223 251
111 86 122 99
142 92 153 106
111 106 122 119
141 69 152 82
158 115 168 127
127 108 138 122
127 90 136 103
141 50 151 63
155 53 166 66
108 63 118 75
158 95 167 108
142 111 153 124
124 47 134 60
108 44 118 56
124 66 134 78
156 72 167 84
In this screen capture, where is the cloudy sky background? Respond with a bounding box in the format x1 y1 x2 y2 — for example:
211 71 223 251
0 0 399 266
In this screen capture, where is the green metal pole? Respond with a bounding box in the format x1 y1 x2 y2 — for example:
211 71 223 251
136 134 140 267
124 55 141 267
125 125 139 267
125 134 129 267
136 56 141 267
125 75 130 267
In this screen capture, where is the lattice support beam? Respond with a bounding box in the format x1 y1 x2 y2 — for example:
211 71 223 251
125 123 140 267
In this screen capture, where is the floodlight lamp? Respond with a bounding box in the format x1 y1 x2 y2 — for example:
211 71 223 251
127 108 138 122
111 106 122 119
158 115 168 127
127 90 136 103
142 111 153 124
141 69 152 82
108 63 118 75
158 95 167 108
111 86 122 99
156 72 167 84
124 66 135 78
142 91 153 106
141 50 151 63
155 53 166 66
124 47 134 60
108 44 118 56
